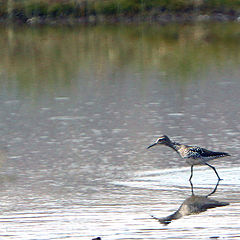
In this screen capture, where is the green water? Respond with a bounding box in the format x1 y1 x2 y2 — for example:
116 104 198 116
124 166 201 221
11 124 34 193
0 22 240 239
1 22 240 98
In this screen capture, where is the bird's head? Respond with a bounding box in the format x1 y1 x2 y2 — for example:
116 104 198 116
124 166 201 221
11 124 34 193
147 135 171 149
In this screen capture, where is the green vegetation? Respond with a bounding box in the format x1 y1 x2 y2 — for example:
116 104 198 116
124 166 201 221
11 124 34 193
1 0 240 22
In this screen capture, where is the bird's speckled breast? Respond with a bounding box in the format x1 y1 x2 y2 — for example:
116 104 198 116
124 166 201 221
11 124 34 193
177 145 190 158
177 145 204 165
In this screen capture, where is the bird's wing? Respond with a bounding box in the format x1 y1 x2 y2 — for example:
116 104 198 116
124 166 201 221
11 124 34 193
186 146 208 159
187 146 229 159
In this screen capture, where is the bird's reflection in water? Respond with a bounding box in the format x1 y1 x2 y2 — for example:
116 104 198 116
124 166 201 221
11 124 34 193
152 180 229 225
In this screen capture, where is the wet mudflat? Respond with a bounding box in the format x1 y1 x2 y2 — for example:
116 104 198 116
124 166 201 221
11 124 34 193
0 22 240 239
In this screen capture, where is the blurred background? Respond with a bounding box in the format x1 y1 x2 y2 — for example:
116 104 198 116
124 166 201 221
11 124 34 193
0 2 240 240
1 0 240 22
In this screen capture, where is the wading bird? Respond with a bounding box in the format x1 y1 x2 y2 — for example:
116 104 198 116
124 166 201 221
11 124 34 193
147 135 230 181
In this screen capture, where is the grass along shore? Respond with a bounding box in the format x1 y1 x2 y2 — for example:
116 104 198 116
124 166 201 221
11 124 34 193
1 0 240 23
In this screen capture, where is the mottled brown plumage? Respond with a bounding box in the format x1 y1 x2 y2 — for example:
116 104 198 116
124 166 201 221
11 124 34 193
147 135 230 180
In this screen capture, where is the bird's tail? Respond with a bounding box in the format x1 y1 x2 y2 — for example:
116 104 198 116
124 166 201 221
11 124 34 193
218 152 231 157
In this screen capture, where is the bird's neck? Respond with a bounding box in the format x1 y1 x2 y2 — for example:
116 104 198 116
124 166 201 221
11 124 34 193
165 141 182 152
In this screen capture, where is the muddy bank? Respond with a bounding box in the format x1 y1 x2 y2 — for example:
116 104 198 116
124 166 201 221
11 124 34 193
1 12 240 25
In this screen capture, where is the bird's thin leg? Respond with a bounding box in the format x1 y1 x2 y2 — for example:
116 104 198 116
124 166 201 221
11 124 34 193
205 162 222 181
189 165 193 181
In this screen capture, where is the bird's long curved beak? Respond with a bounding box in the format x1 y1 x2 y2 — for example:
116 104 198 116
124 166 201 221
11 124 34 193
147 143 157 149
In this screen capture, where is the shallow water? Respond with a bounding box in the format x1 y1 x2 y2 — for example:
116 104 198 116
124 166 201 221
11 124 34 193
0 22 240 239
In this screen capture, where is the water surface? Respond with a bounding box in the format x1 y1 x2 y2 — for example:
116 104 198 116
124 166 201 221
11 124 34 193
0 22 240 239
